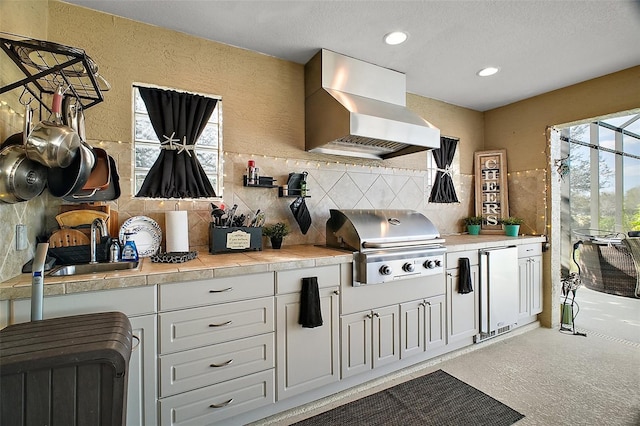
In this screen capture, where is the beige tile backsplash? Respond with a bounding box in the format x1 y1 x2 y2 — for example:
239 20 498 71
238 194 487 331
2 140 550 283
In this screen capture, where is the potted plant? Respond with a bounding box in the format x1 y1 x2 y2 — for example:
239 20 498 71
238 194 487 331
462 216 484 235
499 217 524 237
262 222 290 249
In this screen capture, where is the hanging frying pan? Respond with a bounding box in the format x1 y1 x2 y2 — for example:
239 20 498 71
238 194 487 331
47 141 94 198
63 154 120 202
0 145 47 203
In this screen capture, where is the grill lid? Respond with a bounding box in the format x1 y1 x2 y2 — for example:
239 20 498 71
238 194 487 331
326 209 442 252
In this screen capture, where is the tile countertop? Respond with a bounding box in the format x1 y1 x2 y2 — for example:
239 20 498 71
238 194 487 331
0 235 546 301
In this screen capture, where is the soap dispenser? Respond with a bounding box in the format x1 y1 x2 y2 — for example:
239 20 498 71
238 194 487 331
121 230 139 262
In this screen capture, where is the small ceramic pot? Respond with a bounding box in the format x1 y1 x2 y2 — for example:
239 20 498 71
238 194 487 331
467 225 481 235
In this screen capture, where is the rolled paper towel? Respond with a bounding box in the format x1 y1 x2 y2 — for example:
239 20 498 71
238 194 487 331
166 210 189 252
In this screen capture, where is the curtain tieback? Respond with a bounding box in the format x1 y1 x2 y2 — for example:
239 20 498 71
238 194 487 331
161 132 194 157
436 164 453 177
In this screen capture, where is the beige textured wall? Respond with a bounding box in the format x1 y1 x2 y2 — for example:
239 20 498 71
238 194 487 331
407 94 484 175
485 66 640 172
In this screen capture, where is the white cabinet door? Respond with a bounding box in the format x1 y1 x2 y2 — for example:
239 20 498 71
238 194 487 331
446 265 479 342
400 294 446 360
425 294 446 351
517 258 531 320
341 304 399 378
517 253 543 319
127 314 158 426
371 305 399 369
340 311 371 379
400 299 424 359
530 256 543 315
275 287 340 400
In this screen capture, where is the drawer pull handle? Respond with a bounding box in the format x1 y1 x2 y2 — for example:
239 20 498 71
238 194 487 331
209 398 233 409
210 359 233 368
209 287 232 293
209 320 232 327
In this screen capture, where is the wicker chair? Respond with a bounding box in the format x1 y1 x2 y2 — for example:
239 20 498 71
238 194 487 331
576 235 640 298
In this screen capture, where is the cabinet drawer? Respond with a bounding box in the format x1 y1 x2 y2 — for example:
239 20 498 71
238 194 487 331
276 265 340 294
446 250 479 268
159 369 275 426
11 286 156 324
159 333 274 397
518 243 542 258
159 273 274 311
159 297 274 354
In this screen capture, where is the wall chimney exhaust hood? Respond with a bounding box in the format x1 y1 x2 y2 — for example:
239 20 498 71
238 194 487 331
304 49 440 160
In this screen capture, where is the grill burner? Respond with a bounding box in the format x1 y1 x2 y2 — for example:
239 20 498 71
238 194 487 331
326 209 446 285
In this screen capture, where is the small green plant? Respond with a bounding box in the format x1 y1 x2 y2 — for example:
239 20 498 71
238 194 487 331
499 216 524 225
463 216 484 226
262 222 290 238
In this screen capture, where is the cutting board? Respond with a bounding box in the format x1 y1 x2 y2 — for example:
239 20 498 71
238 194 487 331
59 204 118 237
55 210 110 229
48 229 90 248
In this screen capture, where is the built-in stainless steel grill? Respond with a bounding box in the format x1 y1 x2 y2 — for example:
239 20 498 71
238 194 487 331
326 209 446 285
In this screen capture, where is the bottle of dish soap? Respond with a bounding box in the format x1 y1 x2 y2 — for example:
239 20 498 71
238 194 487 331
121 230 139 261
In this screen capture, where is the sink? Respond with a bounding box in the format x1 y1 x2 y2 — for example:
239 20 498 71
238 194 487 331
48 261 140 277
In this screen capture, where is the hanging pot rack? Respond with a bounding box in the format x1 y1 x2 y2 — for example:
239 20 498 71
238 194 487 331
0 33 109 113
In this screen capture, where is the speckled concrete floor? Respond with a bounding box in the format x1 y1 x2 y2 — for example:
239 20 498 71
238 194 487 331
256 291 640 425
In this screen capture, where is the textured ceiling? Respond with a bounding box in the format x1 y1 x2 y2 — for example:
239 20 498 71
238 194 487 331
64 0 640 111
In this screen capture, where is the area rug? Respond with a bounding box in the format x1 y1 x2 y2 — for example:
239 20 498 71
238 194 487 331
292 369 524 426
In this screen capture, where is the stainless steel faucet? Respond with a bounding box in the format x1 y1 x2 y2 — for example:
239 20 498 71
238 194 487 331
90 218 109 264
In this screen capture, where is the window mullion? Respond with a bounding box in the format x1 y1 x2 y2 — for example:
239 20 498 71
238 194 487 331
615 130 624 232
589 123 599 230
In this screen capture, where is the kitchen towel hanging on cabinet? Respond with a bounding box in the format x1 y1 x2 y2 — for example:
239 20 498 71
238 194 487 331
135 86 217 198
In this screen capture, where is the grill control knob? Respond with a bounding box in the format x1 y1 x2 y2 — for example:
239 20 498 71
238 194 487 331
380 265 392 275
424 260 435 269
402 262 415 272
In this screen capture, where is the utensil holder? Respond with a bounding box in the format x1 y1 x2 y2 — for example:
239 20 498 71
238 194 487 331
209 224 262 254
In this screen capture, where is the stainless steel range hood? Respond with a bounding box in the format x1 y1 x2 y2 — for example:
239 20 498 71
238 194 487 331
305 49 440 160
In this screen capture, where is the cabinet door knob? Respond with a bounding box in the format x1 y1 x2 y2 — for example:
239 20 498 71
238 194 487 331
209 320 233 327
209 287 232 293
209 398 233 409
373 312 380 318
365 313 373 319
210 359 233 367
333 290 340 295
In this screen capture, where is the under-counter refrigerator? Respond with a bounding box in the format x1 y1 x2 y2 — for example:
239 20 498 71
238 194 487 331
479 246 519 335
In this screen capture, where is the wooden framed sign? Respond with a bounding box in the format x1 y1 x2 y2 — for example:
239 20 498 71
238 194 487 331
474 150 509 233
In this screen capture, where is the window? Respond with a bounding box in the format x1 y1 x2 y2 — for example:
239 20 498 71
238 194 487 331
133 85 223 198
564 112 640 233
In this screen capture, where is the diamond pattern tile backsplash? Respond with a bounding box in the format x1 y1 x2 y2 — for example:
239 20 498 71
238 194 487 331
0 146 478 281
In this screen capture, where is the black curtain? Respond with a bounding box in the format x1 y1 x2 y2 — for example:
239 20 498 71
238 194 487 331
428 137 459 203
136 87 217 198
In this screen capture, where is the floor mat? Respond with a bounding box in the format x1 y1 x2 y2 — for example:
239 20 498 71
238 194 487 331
292 369 524 426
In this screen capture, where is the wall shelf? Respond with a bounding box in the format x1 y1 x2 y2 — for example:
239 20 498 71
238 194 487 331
278 187 310 198
243 175 277 188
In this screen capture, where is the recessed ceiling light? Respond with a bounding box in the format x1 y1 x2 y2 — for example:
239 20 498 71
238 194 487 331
384 31 408 45
477 67 500 77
